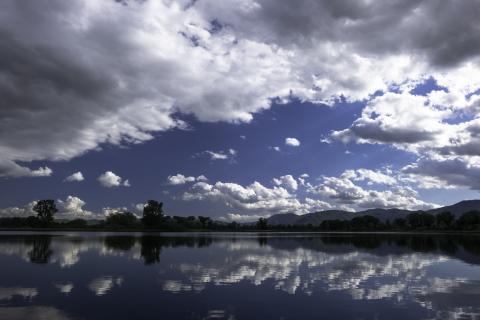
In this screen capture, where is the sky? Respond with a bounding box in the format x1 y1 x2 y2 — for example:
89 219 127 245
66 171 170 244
1 0 480 222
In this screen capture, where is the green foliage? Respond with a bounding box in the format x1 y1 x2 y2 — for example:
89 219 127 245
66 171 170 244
33 200 57 225
142 200 164 227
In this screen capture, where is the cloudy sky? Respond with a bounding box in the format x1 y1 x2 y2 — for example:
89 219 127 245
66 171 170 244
1 0 480 221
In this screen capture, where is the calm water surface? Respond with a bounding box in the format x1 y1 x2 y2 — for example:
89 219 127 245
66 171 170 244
0 232 479 320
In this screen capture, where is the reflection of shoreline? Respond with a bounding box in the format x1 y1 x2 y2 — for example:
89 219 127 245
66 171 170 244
0 234 479 267
0 234 479 319
0 306 72 320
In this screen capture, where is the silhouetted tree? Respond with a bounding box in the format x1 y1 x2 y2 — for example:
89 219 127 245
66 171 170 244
142 200 164 227
457 211 480 230
320 219 349 231
33 200 57 225
65 219 87 227
173 216 187 225
385 219 391 229
423 213 435 228
256 218 268 230
407 212 435 229
198 216 211 229
350 215 381 230
393 218 407 228
105 211 138 228
436 211 455 229
228 221 240 230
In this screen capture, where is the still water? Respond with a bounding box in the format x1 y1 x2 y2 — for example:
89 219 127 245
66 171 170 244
0 232 479 320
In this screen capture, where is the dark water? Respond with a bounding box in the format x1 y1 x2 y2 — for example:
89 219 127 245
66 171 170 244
0 232 480 320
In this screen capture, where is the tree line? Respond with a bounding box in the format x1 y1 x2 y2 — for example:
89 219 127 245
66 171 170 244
1 199 480 231
11 233 480 267
261 211 480 231
0 199 247 231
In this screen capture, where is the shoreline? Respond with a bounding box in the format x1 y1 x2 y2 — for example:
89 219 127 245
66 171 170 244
0 228 479 235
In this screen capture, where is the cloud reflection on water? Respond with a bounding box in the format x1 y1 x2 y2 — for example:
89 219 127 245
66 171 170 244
0 233 479 319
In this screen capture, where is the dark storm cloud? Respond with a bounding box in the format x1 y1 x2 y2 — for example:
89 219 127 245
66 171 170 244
0 0 184 173
1 0 480 178
197 0 480 68
403 157 480 190
0 28 117 158
438 142 480 157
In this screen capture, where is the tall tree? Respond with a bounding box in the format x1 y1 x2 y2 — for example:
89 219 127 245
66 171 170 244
435 211 455 229
33 200 57 225
407 212 435 229
256 218 268 230
457 211 480 230
198 216 211 229
142 200 164 227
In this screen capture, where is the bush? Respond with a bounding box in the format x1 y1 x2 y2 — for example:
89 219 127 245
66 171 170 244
456 211 480 230
435 211 455 229
350 215 381 230
105 212 139 228
407 212 435 229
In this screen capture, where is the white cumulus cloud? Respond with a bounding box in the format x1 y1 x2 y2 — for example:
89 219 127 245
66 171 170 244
64 172 84 182
285 138 300 147
167 174 197 185
98 171 130 188
273 175 299 191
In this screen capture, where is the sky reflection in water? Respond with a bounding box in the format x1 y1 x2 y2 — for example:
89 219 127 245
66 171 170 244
0 232 479 320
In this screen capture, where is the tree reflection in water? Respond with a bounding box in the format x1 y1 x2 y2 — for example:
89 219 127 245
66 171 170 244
0 233 479 319
140 236 162 265
5 233 480 267
26 236 52 264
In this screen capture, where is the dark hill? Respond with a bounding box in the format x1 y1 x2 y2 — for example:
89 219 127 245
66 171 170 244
266 200 480 226
427 200 480 217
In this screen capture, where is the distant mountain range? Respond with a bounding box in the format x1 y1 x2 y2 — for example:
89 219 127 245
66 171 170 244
267 200 480 226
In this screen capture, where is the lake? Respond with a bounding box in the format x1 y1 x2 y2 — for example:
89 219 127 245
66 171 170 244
0 232 479 319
